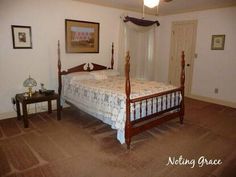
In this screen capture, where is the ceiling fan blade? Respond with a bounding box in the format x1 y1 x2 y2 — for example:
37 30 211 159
163 0 173 2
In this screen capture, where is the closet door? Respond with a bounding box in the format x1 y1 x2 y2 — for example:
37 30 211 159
168 20 197 96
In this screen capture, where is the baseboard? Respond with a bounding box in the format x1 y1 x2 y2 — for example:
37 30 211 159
188 94 236 108
0 111 17 120
0 102 60 120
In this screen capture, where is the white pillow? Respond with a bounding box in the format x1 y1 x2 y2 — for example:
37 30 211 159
90 71 108 80
90 70 120 77
67 72 94 83
103 70 120 77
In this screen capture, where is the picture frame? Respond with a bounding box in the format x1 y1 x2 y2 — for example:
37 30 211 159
65 19 99 53
211 35 225 50
11 25 32 49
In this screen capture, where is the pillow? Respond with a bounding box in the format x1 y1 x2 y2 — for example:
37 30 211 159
67 72 94 83
103 70 120 77
90 71 108 80
90 70 120 77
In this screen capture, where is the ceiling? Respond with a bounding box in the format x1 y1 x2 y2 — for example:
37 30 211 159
76 0 236 15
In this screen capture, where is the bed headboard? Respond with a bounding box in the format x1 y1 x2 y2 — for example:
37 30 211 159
57 41 114 96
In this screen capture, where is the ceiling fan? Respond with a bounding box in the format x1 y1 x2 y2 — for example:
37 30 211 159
142 0 173 17
144 0 173 8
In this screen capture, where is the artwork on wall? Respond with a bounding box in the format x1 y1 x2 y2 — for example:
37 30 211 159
65 19 99 53
11 25 32 49
211 34 225 50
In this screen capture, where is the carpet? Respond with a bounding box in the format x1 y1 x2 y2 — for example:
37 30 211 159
0 98 235 177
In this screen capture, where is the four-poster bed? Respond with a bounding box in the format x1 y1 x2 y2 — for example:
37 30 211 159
57 41 185 149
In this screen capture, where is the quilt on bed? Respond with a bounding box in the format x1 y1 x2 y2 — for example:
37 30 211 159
62 73 181 144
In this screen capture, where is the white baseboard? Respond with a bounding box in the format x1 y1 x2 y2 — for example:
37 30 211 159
188 94 236 108
0 111 17 120
0 102 59 120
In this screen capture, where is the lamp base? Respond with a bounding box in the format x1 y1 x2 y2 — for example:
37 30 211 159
28 87 33 97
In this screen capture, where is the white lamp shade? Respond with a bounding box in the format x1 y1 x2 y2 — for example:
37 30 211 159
144 0 160 8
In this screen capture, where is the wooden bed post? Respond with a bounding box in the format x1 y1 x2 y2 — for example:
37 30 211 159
111 42 114 69
58 40 62 97
125 51 131 149
180 51 185 124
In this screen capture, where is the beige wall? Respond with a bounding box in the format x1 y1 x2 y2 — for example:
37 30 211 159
156 6 236 105
0 0 128 119
0 0 235 119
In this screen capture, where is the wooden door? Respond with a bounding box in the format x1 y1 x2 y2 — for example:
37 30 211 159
168 20 197 96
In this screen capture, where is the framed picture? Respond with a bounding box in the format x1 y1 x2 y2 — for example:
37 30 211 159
211 35 225 50
65 19 99 53
11 25 32 49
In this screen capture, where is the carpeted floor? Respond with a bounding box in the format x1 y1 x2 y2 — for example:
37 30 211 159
0 98 235 177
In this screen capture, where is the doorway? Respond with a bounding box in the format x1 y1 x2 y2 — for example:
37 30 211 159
168 20 197 96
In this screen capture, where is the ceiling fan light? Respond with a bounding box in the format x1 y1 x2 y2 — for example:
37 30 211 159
144 0 160 8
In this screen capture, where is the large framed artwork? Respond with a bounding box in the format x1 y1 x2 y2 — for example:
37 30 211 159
11 25 32 49
65 19 99 53
211 35 225 50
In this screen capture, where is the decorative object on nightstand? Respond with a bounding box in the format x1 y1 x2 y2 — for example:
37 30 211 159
39 83 55 95
40 83 47 92
23 75 37 97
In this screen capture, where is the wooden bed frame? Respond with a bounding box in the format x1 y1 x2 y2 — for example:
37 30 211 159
57 41 185 149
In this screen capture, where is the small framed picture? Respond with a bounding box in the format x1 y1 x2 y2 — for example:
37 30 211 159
211 35 225 50
11 25 32 49
65 19 99 53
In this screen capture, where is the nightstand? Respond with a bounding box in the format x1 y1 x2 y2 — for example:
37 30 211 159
15 92 61 128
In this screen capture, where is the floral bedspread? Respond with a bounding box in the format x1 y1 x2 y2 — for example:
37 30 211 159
62 76 181 144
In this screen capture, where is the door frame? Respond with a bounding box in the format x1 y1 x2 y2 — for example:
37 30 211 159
168 20 198 97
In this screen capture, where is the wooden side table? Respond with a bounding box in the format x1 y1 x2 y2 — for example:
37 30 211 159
15 92 61 128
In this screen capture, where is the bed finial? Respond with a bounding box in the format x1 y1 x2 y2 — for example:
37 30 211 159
58 40 62 97
111 42 114 69
125 51 131 149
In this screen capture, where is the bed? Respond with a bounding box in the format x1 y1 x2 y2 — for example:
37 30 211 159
58 42 185 149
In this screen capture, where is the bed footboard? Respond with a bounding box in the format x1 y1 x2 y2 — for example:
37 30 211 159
125 51 185 149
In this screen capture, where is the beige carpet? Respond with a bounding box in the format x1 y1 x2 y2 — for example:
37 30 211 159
0 98 235 177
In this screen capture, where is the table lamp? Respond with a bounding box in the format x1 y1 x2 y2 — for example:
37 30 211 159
23 75 37 97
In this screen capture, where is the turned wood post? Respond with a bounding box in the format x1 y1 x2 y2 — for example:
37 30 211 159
111 42 114 69
125 51 131 149
180 51 185 124
58 40 62 97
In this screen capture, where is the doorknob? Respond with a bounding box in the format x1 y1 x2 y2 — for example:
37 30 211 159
186 64 190 67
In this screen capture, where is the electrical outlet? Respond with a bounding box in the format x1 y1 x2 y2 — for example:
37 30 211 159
214 88 219 94
11 97 16 105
